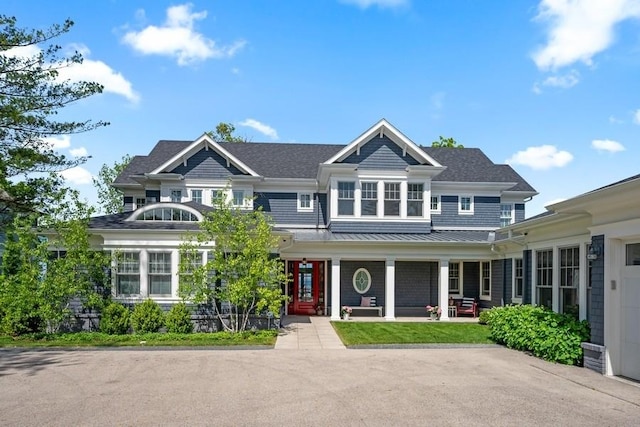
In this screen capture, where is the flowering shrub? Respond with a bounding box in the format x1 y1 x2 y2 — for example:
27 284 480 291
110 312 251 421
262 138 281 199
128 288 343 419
425 305 442 315
341 306 352 315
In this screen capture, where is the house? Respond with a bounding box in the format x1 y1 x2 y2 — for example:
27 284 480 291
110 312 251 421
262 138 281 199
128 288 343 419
89 119 537 322
493 174 640 382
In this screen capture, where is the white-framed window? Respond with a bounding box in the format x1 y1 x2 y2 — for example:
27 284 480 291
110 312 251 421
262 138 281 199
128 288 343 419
587 244 592 322
297 192 313 212
513 258 523 301
179 251 203 274
360 182 378 216
191 189 203 204
536 249 553 309
211 189 225 205
232 189 252 208
338 181 355 216
384 182 400 216
449 262 461 294
170 189 182 203
626 242 640 265
148 252 172 296
116 252 140 296
559 246 579 316
480 261 491 300
430 195 440 213
135 197 146 209
459 196 473 214
352 268 372 294
407 183 423 217
500 203 514 227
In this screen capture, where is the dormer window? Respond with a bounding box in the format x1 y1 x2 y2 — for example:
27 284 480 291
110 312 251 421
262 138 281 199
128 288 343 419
232 190 245 207
384 182 400 216
338 181 355 216
170 190 182 203
407 183 423 217
361 182 378 216
191 189 203 204
297 192 313 212
459 196 473 214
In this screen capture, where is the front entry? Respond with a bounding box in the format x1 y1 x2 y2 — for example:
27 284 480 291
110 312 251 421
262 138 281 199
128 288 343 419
287 260 324 315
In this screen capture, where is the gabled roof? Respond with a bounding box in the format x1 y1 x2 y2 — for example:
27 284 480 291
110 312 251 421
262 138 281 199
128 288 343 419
324 119 442 167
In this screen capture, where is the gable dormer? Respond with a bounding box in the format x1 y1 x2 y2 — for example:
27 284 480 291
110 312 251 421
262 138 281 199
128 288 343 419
318 119 446 233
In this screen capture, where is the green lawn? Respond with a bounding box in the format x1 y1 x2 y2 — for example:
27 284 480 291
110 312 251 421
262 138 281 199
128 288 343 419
332 322 493 346
0 330 278 348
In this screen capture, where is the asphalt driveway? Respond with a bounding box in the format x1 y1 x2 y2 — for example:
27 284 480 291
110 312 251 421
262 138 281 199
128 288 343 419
1 347 639 426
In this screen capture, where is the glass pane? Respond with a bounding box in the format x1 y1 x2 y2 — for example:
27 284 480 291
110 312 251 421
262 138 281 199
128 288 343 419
626 243 640 265
538 287 552 309
298 263 313 302
149 276 171 295
338 200 354 215
361 200 377 216
407 200 423 217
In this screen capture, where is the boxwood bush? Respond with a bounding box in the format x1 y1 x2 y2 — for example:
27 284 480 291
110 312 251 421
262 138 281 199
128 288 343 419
100 302 130 335
487 304 590 365
165 302 193 334
131 299 164 334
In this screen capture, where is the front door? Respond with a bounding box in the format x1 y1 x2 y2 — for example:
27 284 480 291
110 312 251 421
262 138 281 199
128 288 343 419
288 261 324 315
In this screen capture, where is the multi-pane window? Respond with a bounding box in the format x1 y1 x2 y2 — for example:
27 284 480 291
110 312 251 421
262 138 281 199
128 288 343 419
536 249 553 309
170 190 182 203
191 189 203 204
587 244 592 322
338 181 355 215
430 196 440 211
232 190 245 207
361 182 378 216
407 183 423 217
500 203 513 227
481 261 491 298
560 246 579 317
137 207 198 221
135 197 146 209
299 193 312 210
211 189 225 205
116 252 140 295
513 258 523 299
148 252 172 296
384 182 400 216
449 262 460 294
459 196 473 213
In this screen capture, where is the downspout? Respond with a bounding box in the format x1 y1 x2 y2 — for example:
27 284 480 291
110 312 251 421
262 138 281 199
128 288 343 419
316 181 320 230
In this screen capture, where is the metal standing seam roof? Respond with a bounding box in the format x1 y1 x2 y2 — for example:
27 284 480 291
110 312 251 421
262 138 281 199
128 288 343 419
285 229 494 244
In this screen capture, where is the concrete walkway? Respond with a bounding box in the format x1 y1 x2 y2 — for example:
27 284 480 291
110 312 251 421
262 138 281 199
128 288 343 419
275 315 345 350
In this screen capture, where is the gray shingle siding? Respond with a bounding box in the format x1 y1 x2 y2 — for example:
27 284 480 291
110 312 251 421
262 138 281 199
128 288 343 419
432 196 500 228
463 262 479 299
170 148 245 178
255 192 321 226
340 261 385 308
395 261 438 307
515 203 525 223
330 221 430 234
523 250 532 304
340 135 421 169
318 194 328 226
590 235 605 345
503 258 513 304
491 259 505 307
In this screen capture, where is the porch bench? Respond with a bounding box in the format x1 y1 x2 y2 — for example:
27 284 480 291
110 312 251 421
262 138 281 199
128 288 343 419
455 297 478 318
350 296 383 317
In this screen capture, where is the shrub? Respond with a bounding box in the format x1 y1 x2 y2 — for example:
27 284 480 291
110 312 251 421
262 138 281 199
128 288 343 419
100 302 130 335
478 309 492 325
488 304 590 365
165 303 193 334
131 299 165 333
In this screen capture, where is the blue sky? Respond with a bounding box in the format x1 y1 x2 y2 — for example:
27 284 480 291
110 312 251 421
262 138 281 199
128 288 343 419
3 0 640 217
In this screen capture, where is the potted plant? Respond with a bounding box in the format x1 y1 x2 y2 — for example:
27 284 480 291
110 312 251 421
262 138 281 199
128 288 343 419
426 305 442 320
314 304 323 316
341 305 352 320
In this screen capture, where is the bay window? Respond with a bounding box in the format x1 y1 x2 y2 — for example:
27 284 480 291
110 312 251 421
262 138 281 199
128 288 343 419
148 252 172 296
116 252 140 296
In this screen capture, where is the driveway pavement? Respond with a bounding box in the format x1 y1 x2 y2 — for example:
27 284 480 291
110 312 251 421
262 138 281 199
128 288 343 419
1 346 639 426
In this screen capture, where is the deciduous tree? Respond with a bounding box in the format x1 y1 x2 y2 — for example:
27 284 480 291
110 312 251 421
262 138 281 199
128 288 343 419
93 154 131 214
431 136 464 148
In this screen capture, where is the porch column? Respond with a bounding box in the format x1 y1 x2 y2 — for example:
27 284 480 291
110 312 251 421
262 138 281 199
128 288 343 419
140 249 149 297
330 257 341 320
385 257 396 320
439 259 450 321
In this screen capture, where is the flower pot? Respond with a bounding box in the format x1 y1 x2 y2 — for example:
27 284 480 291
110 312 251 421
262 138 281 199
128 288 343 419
430 313 438 320
343 313 350 321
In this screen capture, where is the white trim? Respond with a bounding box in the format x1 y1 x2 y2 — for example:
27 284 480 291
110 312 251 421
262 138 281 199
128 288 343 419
126 203 204 222
512 257 523 303
297 192 313 212
459 195 474 215
480 260 491 301
352 268 372 294
430 195 441 214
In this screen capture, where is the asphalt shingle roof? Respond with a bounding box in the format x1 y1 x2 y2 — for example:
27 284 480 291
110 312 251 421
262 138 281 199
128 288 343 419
114 140 536 193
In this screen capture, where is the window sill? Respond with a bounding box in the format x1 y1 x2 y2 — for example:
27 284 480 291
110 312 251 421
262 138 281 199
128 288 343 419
512 298 523 304
479 295 491 301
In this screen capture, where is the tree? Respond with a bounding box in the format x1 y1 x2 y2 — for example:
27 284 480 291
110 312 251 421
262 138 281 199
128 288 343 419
178 195 287 332
206 122 246 143
431 136 464 148
0 16 108 221
0 189 111 335
93 154 132 214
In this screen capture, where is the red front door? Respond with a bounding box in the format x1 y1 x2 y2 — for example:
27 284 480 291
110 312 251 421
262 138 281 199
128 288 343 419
288 261 323 315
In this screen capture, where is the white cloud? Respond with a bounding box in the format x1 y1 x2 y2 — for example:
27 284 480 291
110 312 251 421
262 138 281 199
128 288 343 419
532 0 640 71
506 145 573 170
541 69 580 88
69 147 89 157
59 166 93 185
43 135 71 149
591 139 625 153
122 3 246 66
609 115 624 124
2 43 138 103
340 0 409 8
239 119 279 140
634 109 640 124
